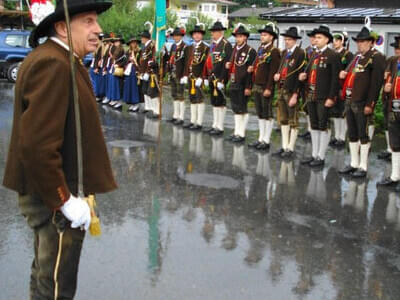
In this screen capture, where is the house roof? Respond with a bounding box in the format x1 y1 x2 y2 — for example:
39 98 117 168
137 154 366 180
229 7 295 18
166 0 238 6
259 7 400 24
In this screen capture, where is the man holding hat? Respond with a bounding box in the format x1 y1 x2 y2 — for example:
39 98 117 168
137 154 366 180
330 31 353 148
205 21 233 136
248 22 280 149
3 0 117 299
299 25 341 167
377 35 400 191
167 26 190 125
225 24 257 143
339 25 385 178
184 23 209 130
273 26 306 158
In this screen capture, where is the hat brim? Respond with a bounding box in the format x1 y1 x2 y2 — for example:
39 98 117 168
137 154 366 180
281 33 302 39
190 30 206 35
171 32 185 36
313 30 333 43
127 39 141 45
258 29 278 39
232 32 250 38
30 2 112 47
209 27 227 32
352 36 375 42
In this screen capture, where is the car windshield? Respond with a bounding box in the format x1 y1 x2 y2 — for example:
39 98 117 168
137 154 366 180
5 34 25 47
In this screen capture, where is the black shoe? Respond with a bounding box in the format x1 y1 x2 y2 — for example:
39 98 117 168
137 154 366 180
210 129 224 136
281 150 294 159
299 131 311 139
377 151 392 161
338 165 357 175
232 136 245 143
272 148 285 156
174 119 184 126
141 109 149 114
300 156 314 165
190 124 202 131
203 127 214 133
310 158 325 167
329 138 338 146
183 123 194 129
334 140 346 148
167 118 177 123
248 141 261 148
377 177 399 187
256 142 270 151
351 169 367 178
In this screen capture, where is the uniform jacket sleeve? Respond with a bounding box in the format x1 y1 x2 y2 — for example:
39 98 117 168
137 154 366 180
328 51 341 100
245 48 257 89
367 53 385 106
18 57 72 210
266 48 281 90
294 49 306 94
220 40 233 83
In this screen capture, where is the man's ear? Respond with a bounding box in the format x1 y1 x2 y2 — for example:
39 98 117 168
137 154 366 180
54 21 68 39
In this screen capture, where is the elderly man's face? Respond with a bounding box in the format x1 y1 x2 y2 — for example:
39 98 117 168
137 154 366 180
55 11 102 57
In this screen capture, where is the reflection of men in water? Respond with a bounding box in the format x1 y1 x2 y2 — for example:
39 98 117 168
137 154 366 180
2 1 116 299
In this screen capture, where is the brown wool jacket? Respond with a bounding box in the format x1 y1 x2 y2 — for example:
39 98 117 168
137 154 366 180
3 40 117 210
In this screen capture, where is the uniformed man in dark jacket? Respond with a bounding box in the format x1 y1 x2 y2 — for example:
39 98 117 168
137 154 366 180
225 24 257 143
3 1 117 299
339 25 385 178
377 35 400 191
248 23 280 150
331 31 353 147
204 21 233 136
167 26 190 125
299 25 341 167
273 27 306 158
184 23 209 130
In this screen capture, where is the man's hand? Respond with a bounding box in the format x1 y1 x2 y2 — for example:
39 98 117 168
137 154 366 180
384 82 392 93
364 106 373 115
299 72 307 81
288 93 298 107
274 73 280 82
217 82 224 91
263 89 272 98
180 76 188 85
195 78 203 87
245 88 252 96
225 62 232 69
60 195 91 231
142 73 150 81
204 79 209 87
325 98 335 108
247 66 254 73
339 71 348 79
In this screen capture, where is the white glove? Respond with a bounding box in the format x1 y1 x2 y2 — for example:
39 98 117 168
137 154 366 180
180 76 188 85
204 79 209 87
217 82 224 91
60 194 91 231
195 78 203 87
142 73 150 81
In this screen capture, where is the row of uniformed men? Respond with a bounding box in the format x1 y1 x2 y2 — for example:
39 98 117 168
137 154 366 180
99 20 400 189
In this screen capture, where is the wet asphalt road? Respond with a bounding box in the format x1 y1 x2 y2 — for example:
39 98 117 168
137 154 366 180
1 81 400 300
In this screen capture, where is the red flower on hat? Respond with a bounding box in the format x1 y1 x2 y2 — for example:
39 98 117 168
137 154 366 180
29 0 55 26
180 28 186 35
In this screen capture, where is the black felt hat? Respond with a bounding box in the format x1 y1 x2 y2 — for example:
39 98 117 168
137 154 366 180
209 21 227 32
190 24 206 35
171 27 186 36
232 25 250 38
281 27 302 40
29 0 112 48
141 30 151 39
258 23 278 39
352 26 375 42
390 36 400 49
112 35 125 44
127 37 141 45
313 25 333 43
307 29 316 37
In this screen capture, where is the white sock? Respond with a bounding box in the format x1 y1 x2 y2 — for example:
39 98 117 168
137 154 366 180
311 130 321 158
287 128 298 152
281 125 290 150
333 118 340 140
218 107 226 131
349 142 360 169
190 104 197 124
368 125 375 141
258 119 266 142
234 114 240 136
391 152 400 181
318 130 331 160
212 107 218 129
385 131 392 153
144 95 149 111
153 98 160 115
263 119 273 144
339 118 347 141
179 101 185 121
307 116 311 132
197 103 205 126
241 114 249 138
359 143 371 171
173 101 179 119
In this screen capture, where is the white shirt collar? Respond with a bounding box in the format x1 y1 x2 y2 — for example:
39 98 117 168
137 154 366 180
176 39 183 46
288 44 297 53
236 43 246 50
317 45 328 53
145 40 151 47
336 47 344 53
262 42 272 48
194 40 202 47
50 36 80 58
213 36 223 44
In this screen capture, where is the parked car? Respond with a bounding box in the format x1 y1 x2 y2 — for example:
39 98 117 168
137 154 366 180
0 29 32 83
